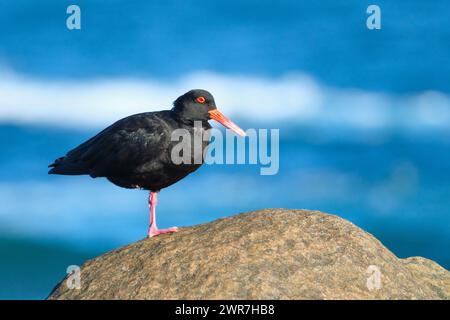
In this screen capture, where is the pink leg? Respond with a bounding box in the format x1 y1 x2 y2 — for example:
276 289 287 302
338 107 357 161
147 191 178 238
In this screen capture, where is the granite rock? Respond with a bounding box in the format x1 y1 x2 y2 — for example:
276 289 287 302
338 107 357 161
48 209 450 299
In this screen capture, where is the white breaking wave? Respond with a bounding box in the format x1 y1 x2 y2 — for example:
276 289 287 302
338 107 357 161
0 70 449 130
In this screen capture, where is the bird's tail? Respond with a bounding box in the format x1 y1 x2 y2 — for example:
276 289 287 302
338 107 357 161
48 157 89 175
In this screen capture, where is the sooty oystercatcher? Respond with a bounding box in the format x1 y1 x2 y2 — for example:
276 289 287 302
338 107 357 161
49 89 245 237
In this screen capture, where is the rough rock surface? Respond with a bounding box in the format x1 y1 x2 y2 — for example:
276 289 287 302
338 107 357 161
48 209 450 299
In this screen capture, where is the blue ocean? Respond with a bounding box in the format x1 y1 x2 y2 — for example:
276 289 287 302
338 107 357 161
0 0 449 299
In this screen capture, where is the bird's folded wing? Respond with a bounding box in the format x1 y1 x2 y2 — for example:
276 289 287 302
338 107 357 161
49 113 170 177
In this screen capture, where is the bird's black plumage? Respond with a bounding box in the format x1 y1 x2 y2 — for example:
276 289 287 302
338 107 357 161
48 89 216 191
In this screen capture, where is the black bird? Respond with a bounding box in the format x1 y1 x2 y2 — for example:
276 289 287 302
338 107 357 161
49 89 245 237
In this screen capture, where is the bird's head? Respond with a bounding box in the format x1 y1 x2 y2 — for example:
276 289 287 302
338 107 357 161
172 89 246 136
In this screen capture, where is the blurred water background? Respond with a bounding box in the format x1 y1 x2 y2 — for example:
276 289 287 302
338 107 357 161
0 0 449 299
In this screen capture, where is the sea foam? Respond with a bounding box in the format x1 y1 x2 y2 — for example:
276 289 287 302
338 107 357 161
0 70 449 130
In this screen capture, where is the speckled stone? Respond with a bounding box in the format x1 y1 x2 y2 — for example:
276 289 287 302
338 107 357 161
48 209 450 300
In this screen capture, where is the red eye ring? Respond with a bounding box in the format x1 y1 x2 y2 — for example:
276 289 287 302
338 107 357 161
196 96 206 104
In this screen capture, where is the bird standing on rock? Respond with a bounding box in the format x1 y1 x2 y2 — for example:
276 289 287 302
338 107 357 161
49 89 246 237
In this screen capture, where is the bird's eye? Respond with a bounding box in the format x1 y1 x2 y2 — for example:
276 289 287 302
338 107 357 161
196 96 206 104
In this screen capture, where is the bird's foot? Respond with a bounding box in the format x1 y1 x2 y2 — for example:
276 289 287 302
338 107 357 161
147 226 178 238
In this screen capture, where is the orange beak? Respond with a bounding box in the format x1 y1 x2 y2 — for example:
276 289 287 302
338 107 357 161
208 109 246 137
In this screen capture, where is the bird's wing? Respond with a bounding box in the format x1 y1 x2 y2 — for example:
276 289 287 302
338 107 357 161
48 112 172 177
